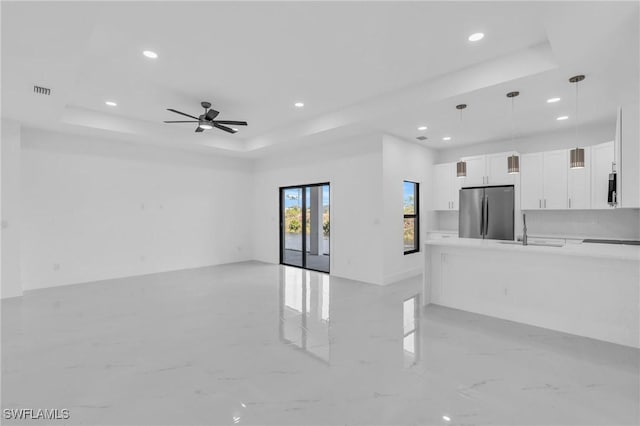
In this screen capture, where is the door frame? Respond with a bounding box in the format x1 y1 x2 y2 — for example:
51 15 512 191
279 182 330 273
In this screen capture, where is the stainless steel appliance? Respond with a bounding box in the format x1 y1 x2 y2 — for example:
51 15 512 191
459 185 514 240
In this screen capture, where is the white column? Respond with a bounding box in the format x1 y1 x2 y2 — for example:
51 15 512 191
1 120 23 298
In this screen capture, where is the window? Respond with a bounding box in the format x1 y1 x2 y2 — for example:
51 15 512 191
403 181 419 254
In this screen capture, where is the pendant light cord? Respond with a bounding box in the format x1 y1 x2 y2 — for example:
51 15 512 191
575 79 579 148
511 96 515 145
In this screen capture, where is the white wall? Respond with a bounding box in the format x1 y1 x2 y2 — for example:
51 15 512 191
252 134 385 285
382 134 435 284
1 120 23 298
19 128 253 290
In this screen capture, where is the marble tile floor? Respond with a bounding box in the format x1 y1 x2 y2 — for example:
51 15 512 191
1 261 638 425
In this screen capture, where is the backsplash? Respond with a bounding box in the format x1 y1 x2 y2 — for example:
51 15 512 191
435 209 640 239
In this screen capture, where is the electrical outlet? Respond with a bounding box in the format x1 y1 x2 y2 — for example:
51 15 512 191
53 263 60 271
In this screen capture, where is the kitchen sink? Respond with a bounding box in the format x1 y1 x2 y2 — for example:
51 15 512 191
498 240 564 247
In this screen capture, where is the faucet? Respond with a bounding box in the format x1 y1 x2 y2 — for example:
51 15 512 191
522 213 528 246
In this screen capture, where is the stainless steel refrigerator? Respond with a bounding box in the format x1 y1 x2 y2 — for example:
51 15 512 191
459 185 514 240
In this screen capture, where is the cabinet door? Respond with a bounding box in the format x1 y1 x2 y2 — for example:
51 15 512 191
542 150 568 209
462 156 486 187
620 104 640 208
520 153 544 210
451 170 463 211
433 163 452 210
486 152 516 185
567 147 591 209
591 141 614 209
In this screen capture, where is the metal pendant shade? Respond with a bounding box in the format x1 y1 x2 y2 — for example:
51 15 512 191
570 147 585 169
507 154 520 174
456 160 467 177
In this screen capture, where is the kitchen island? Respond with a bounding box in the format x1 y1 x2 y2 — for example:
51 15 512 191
423 238 640 348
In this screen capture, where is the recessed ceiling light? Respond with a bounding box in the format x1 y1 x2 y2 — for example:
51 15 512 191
442 415 451 422
294 102 304 108
417 125 428 131
442 136 451 141
557 115 569 121
547 97 561 103
468 32 484 42
105 101 117 107
142 50 158 59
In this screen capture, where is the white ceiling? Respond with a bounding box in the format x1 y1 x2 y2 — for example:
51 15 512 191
2 1 638 156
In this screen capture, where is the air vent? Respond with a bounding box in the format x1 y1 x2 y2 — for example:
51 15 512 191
416 136 428 141
33 85 51 95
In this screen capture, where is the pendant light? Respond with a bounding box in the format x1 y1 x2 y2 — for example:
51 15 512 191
506 91 520 174
569 75 585 169
456 104 467 177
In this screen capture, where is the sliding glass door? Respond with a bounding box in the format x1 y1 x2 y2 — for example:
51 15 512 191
280 183 330 273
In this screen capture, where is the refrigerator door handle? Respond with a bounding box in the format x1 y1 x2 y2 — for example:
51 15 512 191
480 196 485 236
485 196 489 235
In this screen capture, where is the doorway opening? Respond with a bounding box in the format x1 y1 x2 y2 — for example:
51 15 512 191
280 183 330 273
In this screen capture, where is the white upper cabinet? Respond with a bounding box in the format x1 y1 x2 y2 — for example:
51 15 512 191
433 162 460 211
618 104 640 208
461 155 486 186
485 152 517 185
567 146 591 209
459 152 519 187
520 153 544 210
591 141 614 209
543 150 568 209
436 143 622 213
433 163 452 211
521 150 567 210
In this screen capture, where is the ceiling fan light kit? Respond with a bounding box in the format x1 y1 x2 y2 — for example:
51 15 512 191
164 101 247 134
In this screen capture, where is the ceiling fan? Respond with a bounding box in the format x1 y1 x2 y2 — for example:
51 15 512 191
164 101 247 134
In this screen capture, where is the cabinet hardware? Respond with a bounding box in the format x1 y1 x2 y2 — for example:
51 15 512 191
569 198 571 208
539 199 541 208
544 199 547 208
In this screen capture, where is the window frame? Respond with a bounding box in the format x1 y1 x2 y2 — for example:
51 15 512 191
403 181 420 255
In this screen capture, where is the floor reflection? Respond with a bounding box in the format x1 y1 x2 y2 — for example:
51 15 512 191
279 267 331 364
2 263 637 425
403 294 420 368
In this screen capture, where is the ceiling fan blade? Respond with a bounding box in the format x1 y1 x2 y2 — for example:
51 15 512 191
205 109 220 120
167 108 199 120
195 126 204 133
213 120 247 126
164 120 199 123
213 123 237 134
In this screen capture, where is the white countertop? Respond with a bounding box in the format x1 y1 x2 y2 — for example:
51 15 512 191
425 237 640 261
